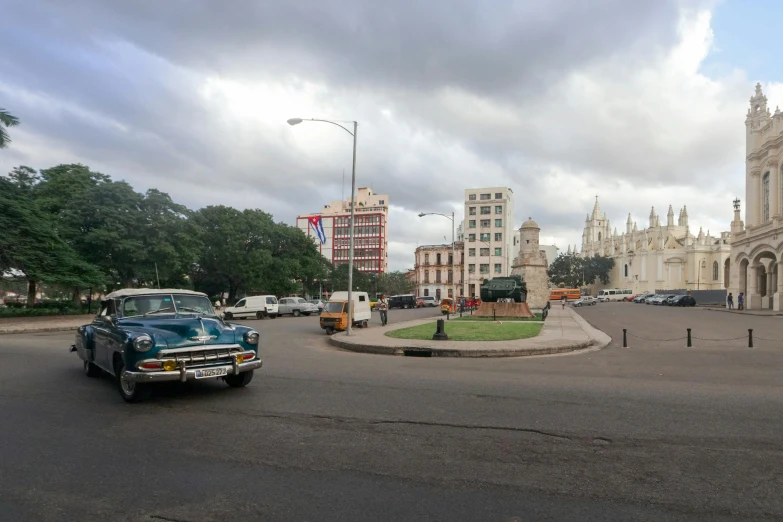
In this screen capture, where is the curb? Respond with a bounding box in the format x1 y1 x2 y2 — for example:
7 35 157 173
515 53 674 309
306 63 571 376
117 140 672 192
328 336 596 357
0 325 81 335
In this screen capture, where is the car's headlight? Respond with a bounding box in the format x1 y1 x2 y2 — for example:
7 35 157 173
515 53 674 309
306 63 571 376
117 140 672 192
133 334 154 352
244 330 259 345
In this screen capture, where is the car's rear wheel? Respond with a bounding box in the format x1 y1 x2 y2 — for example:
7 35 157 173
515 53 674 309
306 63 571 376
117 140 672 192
225 371 253 388
293 310 301 317
224 312 233 320
84 359 101 378
115 360 151 403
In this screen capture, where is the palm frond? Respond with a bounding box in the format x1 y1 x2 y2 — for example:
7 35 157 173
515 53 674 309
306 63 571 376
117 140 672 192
0 109 20 128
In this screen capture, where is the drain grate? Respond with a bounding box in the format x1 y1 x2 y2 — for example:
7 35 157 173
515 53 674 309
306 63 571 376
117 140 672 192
403 349 432 357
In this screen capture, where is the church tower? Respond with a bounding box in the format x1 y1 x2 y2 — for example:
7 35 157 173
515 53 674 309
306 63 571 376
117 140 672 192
582 196 608 246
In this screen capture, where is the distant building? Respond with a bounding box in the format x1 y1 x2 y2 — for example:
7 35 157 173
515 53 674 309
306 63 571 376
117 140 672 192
462 187 515 297
296 187 389 274
413 242 465 300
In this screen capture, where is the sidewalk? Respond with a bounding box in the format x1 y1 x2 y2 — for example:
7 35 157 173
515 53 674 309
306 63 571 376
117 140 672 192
328 305 611 357
700 306 783 317
0 315 91 335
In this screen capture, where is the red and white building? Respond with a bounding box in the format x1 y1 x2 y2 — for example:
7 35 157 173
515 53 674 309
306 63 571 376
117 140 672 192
296 187 389 274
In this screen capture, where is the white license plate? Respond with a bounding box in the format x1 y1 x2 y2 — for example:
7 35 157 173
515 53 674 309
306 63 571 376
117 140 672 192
194 367 228 379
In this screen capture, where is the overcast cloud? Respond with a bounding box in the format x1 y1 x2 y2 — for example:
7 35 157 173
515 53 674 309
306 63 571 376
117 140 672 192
1 0 777 271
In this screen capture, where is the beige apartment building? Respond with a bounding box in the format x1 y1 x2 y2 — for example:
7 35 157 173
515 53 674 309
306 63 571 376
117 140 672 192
412 242 465 300
462 187 515 297
296 187 389 274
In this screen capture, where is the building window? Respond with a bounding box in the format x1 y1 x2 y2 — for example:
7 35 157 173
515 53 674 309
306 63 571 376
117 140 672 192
448 270 453 283
480 233 490 241
424 271 430 283
469 194 476 201
495 205 503 214
763 172 770 222
468 264 476 273
448 253 453 265
494 263 502 274
713 261 719 280
495 233 502 241
424 254 429 265
480 248 490 256
495 247 502 256
379 200 384 204
436 253 442 265
495 219 502 227
598 232 602 241
469 207 476 215
436 270 442 283
480 206 491 215
436 289 441 300
624 264 628 277
448 288 453 298
480 193 491 200
481 219 490 227
424 289 429 296
469 248 476 256
495 192 502 199
479 263 489 274
469 284 476 297
468 234 476 242
469 220 476 228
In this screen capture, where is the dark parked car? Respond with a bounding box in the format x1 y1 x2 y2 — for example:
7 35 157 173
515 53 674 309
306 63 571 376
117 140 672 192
388 294 417 309
669 295 696 307
70 289 262 402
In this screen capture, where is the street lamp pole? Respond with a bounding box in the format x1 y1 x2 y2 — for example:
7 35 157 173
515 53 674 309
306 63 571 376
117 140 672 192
418 211 456 301
288 117 358 335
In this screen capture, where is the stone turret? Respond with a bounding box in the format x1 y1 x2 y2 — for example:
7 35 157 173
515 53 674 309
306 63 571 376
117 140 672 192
667 205 674 226
682 206 689 227
510 217 549 309
626 213 632 235
649 207 656 228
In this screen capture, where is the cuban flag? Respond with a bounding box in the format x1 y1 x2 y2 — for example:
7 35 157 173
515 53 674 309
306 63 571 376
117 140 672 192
308 215 327 244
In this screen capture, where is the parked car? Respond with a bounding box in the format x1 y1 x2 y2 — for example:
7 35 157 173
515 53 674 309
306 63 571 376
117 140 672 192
633 293 654 303
415 297 425 308
320 291 371 333
572 296 598 307
223 295 278 320
388 294 417 309
418 296 438 307
669 295 696 307
70 289 262 402
278 297 319 317
308 299 325 313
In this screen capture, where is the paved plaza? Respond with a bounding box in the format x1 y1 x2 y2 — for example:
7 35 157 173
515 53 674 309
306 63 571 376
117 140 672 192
2 305 783 520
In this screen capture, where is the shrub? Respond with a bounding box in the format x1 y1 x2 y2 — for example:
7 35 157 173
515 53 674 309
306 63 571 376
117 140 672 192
0 307 90 318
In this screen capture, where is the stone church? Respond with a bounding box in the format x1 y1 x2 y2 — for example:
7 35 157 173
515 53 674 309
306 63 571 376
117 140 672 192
579 197 731 294
728 84 783 310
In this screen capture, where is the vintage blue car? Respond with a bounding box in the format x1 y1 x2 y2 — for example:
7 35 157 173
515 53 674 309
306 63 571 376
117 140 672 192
70 288 262 402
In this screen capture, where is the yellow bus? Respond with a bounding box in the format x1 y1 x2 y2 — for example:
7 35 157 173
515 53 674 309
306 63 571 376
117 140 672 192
549 288 581 301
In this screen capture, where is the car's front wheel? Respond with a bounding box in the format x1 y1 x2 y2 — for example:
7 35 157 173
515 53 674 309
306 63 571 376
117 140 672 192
226 371 254 388
116 361 151 403
84 359 101 378
256 311 265 319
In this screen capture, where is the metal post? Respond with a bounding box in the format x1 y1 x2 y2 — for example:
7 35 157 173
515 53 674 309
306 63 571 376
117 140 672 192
623 328 627 348
687 328 692 347
451 211 455 302
346 121 358 336
748 328 753 348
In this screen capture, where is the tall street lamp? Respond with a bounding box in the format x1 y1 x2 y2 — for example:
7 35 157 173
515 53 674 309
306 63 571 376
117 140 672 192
288 117 358 335
418 211 456 300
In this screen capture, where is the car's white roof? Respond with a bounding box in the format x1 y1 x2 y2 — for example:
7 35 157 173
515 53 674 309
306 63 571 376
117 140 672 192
104 288 207 299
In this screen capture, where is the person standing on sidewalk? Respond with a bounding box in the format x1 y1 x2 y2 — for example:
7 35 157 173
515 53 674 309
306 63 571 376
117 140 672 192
727 292 734 310
377 294 388 326
738 292 744 310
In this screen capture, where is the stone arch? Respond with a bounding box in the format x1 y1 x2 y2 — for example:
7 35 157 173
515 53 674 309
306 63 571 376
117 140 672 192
748 244 779 263
739 258 749 297
724 258 730 289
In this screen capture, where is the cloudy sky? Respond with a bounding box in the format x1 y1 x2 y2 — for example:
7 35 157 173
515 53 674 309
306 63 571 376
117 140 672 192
2 0 782 271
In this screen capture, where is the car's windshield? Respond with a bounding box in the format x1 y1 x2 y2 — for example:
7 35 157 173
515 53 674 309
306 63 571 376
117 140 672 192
323 301 345 313
122 294 215 317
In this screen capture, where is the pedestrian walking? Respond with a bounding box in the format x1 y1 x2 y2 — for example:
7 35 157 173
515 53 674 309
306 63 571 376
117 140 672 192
738 292 744 310
727 292 734 310
377 294 388 326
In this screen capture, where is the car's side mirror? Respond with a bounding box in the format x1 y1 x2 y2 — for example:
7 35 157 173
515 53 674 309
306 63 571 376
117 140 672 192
103 315 115 325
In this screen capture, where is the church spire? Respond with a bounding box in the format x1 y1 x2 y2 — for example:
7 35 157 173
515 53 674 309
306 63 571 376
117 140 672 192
667 205 674 226
592 195 601 219
649 207 657 228
682 205 689 227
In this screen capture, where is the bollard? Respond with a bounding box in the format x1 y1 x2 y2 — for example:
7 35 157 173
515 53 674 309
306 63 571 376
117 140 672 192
748 328 753 348
623 328 627 348
447 310 450 321
432 319 448 340
493 308 496 321
687 328 692 348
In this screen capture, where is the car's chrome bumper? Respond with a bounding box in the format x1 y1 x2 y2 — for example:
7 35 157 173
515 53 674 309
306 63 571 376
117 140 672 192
122 359 263 383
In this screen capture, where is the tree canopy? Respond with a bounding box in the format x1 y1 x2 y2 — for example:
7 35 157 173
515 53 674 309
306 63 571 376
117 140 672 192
0 108 20 149
547 253 615 288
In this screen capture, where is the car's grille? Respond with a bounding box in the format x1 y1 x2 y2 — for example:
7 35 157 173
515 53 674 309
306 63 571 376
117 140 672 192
158 346 242 368
321 318 338 324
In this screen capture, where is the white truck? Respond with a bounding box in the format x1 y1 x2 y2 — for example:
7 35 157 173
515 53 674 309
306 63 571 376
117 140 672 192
223 295 279 320
277 297 319 317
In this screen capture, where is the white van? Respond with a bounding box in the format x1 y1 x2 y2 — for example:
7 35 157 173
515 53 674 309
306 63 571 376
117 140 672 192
326 291 371 326
597 289 633 302
223 295 279 320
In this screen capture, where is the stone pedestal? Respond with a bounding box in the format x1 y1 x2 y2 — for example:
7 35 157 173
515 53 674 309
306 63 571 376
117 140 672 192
774 292 781 312
762 296 772 309
475 302 534 318
748 292 762 310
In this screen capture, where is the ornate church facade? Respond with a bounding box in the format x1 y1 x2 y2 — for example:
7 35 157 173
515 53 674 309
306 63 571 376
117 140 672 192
579 198 731 294
728 84 783 310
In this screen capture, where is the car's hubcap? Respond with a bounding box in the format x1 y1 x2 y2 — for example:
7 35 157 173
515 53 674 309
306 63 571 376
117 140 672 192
121 371 135 395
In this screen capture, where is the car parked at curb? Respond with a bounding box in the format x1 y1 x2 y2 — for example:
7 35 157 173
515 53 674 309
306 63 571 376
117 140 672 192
308 299 325 313
572 296 598 307
278 297 319 317
70 289 262 402
669 295 696 307
388 294 417 309
633 293 655 303
418 296 438 307
223 295 278 320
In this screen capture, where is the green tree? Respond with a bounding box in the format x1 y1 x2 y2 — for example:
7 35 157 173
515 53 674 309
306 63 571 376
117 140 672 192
547 253 584 288
0 109 20 149
0 178 103 305
583 255 615 285
326 263 370 294
7 166 39 190
376 271 414 296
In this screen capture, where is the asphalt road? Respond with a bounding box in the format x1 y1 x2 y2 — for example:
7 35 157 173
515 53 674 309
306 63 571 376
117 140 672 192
2 304 783 521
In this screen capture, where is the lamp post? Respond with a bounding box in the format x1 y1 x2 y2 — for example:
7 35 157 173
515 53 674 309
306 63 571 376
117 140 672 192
418 212 456 300
288 117 358 335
